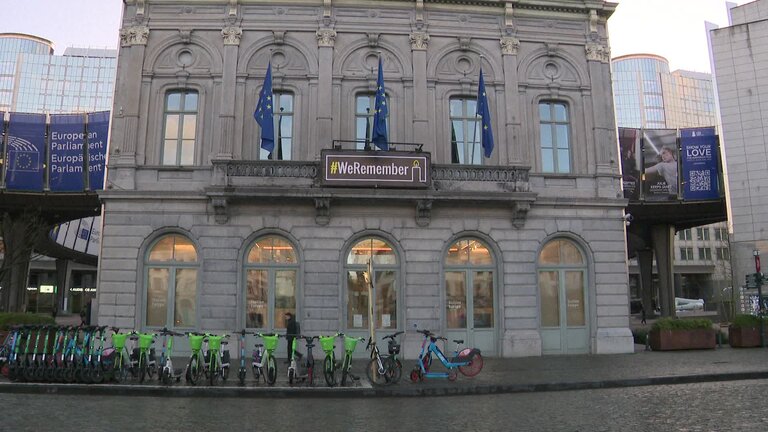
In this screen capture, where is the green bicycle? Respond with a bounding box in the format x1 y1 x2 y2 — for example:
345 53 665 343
108 328 133 383
185 332 206 386
256 333 279 386
320 333 365 387
204 333 230 386
132 331 157 383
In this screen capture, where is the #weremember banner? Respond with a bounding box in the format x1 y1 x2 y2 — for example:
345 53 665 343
680 127 719 201
5 113 46 191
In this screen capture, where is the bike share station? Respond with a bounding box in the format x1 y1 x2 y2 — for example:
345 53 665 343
1 259 482 389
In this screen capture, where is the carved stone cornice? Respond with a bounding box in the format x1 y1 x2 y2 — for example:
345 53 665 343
119 25 149 47
316 29 337 47
222 25 243 46
586 42 610 63
211 197 228 224
416 200 432 227
500 37 520 56
314 197 331 225
410 32 430 51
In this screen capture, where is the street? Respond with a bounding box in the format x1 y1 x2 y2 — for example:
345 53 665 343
2 380 767 431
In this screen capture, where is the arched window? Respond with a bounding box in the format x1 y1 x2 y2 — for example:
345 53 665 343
260 92 294 161
449 97 482 165
245 235 298 330
145 234 198 328
355 94 390 150
538 238 588 354
444 238 494 331
345 237 398 329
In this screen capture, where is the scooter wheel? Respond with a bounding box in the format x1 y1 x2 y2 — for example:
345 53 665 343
410 369 421 383
448 369 458 381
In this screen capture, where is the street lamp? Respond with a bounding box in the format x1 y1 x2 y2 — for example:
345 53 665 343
754 249 764 347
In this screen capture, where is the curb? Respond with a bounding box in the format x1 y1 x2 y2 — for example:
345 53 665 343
2 371 768 398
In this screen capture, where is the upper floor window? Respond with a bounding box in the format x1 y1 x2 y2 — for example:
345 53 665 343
679 247 693 261
261 92 294 161
698 247 712 261
162 90 198 165
696 228 710 241
539 101 571 173
714 227 728 242
449 97 482 165
355 94 389 150
678 229 692 241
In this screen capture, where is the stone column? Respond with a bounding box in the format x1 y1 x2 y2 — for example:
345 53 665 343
315 29 336 158
501 36 522 165
410 32 430 151
652 224 676 317
637 248 655 317
218 25 242 159
585 42 614 175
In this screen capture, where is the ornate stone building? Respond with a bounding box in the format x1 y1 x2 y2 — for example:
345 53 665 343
99 0 630 357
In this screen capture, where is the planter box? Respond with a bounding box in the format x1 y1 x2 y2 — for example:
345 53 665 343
729 326 763 348
649 328 716 351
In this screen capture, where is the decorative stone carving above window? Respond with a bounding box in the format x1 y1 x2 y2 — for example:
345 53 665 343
511 201 531 229
416 200 432 227
585 42 610 63
222 25 243 46
500 37 520 56
410 32 429 51
314 197 331 225
119 26 149 47
211 197 228 224
316 29 337 47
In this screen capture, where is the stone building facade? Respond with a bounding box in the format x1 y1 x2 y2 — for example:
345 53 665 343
98 0 631 357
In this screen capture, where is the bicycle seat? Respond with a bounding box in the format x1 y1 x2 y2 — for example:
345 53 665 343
254 343 263 347
221 341 229 345
453 339 464 344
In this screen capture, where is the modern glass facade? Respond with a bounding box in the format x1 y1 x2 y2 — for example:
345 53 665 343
0 34 115 113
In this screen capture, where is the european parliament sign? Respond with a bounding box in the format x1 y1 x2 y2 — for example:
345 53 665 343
321 150 430 188
2 111 109 192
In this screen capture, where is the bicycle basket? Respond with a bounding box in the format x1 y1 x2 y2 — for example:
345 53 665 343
262 334 279 351
388 339 401 355
343 336 359 352
138 333 155 350
188 334 205 351
111 333 128 350
319 336 336 352
207 335 223 351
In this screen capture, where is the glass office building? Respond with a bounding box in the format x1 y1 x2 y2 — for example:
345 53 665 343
1 33 116 114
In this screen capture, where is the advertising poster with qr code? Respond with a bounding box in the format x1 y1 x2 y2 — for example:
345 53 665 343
642 129 679 201
619 128 641 200
680 127 719 201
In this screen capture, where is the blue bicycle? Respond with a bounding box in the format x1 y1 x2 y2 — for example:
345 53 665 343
410 328 483 382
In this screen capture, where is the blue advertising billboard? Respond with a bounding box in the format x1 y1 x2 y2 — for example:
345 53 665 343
5 113 46 191
87 111 109 190
680 127 719 201
49 114 86 191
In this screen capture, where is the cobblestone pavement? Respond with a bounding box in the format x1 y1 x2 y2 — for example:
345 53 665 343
2 344 768 397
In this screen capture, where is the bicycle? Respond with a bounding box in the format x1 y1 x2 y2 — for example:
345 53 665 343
204 333 231 386
157 328 184 385
107 328 134 383
83 326 109 384
410 329 483 382
365 330 404 386
235 329 257 386
131 331 157 383
318 332 340 387
340 334 365 386
185 332 206 386
256 332 279 386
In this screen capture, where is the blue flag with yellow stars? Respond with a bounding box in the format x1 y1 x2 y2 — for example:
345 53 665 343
372 57 389 151
254 63 275 154
476 68 494 158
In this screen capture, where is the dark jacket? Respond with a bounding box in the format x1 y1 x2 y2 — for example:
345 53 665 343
286 316 300 337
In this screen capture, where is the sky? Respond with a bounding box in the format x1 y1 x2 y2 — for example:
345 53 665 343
0 0 756 73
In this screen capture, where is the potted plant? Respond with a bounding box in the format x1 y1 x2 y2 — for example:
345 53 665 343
649 317 716 351
729 314 765 348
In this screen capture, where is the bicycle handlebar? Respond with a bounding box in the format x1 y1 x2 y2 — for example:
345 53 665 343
382 331 405 340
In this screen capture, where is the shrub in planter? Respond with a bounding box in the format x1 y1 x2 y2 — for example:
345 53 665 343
632 327 649 345
649 318 716 351
0 313 57 352
729 314 765 348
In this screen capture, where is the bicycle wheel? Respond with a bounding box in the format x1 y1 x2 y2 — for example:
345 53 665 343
288 367 295 385
91 365 104 384
458 352 484 377
222 365 229 382
187 356 202 386
340 356 350 387
209 358 218 386
366 358 388 386
251 364 261 381
307 363 314 387
323 355 336 387
138 354 147 383
238 367 246 386
384 357 402 384
265 355 277 386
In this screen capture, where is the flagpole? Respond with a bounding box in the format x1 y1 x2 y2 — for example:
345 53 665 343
367 258 375 347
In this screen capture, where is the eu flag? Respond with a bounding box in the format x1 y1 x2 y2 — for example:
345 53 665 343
254 63 275 155
476 69 494 158
372 58 388 151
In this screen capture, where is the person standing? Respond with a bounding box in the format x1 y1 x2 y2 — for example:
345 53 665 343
284 312 299 363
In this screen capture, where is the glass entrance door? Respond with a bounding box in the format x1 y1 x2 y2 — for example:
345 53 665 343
445 270 496 355
539 269 588 354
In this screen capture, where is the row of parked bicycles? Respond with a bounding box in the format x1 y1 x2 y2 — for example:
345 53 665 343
0 324 483 387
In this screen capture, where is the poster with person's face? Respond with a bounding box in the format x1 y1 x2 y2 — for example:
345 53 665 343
642 129 679 201
619 128 641 200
